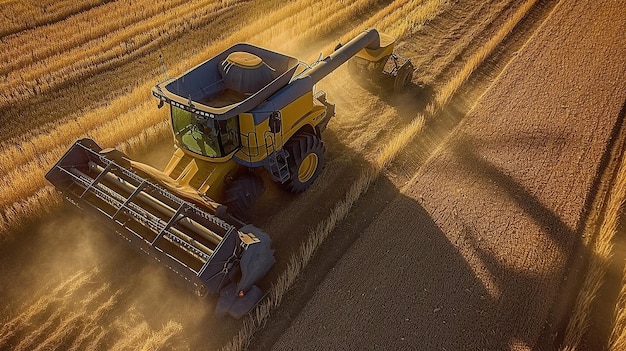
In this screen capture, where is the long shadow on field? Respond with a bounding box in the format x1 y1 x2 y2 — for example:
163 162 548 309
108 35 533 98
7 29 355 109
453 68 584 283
256 170 553 350
453 138 574 251
447 135 596 349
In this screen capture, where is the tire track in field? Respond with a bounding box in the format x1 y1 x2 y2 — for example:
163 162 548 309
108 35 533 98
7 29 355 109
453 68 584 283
420 0 514 86
389 0 560 178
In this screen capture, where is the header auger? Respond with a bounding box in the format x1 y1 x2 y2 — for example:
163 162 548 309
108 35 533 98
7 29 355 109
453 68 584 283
46 28 413 319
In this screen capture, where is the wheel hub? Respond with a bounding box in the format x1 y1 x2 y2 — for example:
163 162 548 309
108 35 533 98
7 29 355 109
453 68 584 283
298 153 319 183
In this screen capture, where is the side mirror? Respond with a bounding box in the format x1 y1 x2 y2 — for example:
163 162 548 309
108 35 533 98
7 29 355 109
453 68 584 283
269 111 281 133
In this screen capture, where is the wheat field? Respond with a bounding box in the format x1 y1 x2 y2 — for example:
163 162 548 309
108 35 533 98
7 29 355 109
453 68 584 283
1 0 624 349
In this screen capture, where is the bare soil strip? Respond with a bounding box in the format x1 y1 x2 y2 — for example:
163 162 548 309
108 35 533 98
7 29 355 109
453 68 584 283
269 0 626 349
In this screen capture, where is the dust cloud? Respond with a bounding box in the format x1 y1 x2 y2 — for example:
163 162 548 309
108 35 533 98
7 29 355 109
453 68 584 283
0 207 240 350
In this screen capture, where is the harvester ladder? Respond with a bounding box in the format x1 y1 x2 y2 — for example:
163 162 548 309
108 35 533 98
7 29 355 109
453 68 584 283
264 131 290 183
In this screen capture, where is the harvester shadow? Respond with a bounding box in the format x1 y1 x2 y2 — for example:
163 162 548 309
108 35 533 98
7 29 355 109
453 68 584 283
452 138 574 251
449 134 605 349
251 125 594 350
450 97 626 347
251 171 537 350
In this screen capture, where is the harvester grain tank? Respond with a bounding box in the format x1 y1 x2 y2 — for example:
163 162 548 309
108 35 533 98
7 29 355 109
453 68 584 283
46 28 413 318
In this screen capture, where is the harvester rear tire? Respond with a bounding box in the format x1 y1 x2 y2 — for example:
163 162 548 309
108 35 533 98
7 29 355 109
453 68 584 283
282 133 325 193
225 173 264 222
394 61 414 92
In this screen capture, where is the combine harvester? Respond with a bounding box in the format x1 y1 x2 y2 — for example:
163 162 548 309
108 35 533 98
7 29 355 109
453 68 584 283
46 29 413 318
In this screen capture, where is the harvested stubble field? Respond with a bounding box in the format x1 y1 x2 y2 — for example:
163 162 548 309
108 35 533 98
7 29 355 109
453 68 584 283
0 0 624 350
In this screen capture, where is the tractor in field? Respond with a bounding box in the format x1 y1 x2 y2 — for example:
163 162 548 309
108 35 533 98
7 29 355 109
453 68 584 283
46 28 413 318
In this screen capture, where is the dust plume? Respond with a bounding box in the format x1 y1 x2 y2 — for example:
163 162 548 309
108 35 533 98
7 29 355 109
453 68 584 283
0 209 239 350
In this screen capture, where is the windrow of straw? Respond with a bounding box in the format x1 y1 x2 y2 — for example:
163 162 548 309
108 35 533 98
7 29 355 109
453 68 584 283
609 259 626 350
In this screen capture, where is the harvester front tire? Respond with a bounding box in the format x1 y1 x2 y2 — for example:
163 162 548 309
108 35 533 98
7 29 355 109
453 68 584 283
225 173 264 222
282 133 325 193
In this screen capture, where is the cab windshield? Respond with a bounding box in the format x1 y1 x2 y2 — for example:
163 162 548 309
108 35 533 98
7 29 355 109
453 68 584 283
171 107 240 158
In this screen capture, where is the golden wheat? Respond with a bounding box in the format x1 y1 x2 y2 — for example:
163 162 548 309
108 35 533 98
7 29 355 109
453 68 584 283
68 289 123 351
0 99 168 208
0 270 91 346
0 0 190 75
0 0 244 106
3 270 96 350
609 263 626 350
84 327 108 351
29 284 111 351
0 0 106 37
138 320 183 351
561 149 626 350
110 322 151 350
0 186 61 241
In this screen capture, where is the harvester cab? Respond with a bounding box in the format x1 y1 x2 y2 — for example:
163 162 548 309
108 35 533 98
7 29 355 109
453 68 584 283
46 28 413 319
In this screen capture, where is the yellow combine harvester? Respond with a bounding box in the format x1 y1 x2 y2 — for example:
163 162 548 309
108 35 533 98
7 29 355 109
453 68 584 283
46 29 413 318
